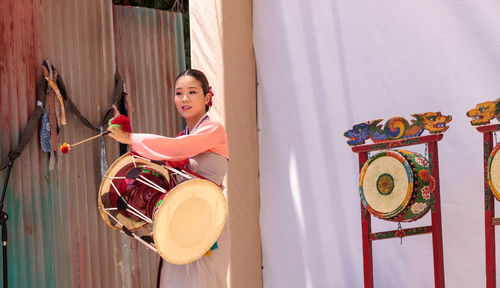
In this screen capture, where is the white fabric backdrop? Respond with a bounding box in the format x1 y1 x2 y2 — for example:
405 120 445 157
254 1 500 287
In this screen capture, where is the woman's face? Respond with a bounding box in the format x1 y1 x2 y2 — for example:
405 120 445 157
174 76 210 123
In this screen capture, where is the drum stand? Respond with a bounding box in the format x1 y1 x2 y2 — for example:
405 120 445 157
475 124 500 288
351 134 446 288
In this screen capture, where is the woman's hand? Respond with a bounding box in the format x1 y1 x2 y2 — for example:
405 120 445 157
107 105 132 144
107 126 131 144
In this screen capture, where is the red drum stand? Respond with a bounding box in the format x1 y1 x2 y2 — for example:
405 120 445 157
351 134 446 288
475 124 500 288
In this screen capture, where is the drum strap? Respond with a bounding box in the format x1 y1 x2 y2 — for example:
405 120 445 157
121 225 134 237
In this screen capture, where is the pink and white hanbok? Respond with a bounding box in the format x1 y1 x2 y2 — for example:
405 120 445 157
129 115 230 288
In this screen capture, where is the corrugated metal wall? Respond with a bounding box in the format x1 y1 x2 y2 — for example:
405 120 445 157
113 6 185 136
0 1 46 287
40 2 118 286
0 1 185 287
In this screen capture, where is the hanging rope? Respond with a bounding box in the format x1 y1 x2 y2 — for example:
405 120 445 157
0 62 129 171
0 71 49 171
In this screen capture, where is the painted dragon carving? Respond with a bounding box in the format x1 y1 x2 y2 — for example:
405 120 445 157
466 100 500 126
344 112 452 146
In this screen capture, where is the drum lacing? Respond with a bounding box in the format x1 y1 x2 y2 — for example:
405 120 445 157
101 208 157 252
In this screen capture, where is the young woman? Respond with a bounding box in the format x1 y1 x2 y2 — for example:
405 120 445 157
108 69 230 288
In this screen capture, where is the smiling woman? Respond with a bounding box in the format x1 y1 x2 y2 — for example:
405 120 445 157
107 69 230 288
174 70 213 131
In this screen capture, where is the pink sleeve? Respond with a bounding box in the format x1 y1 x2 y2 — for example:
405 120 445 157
129 121 229 161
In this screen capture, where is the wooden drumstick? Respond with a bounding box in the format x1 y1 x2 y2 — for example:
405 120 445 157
60 130 111 154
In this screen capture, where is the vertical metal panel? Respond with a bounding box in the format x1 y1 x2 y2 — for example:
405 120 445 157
113 6 185 137
1 1 46 287
1 1 184 287
38 1 119 287
113 7 185 286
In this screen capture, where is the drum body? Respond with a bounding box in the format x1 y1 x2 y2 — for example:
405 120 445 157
98 152 227 264
487 142 500 201
359 150 434 222
99 152 171 231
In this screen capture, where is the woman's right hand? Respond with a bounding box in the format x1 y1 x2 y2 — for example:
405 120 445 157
107 105 132 144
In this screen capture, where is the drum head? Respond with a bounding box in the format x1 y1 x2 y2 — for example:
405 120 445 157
488 143 500 201
153 179 227 265
98 152 170 231
359 151 413 219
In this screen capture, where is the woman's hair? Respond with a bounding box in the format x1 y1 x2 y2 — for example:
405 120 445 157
175 69 211 111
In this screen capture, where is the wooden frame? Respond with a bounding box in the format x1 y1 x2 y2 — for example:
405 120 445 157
352 134 445 288
475 123 500 288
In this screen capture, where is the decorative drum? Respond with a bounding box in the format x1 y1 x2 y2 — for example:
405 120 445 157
99 152 172 232
98 152 227 264
487 143 500 201
359 150 434 222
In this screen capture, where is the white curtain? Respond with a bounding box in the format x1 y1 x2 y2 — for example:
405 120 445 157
254 1 500 287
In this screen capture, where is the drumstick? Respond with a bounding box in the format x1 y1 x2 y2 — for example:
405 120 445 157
60 131 111 154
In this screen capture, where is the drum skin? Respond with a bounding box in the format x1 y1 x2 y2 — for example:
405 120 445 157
153 179 227 265
487 142 500 201
359 150 434 222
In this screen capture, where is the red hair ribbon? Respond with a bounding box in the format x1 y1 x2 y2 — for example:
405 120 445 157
207 86 214 107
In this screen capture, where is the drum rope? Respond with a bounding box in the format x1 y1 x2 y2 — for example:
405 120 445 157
102 209 157 252
164 166 192 180
137 176 167 193
105 176 126 180
130 153 190 186
495 131 498 147
109 179 153 223
126 207 153 224
102 208 125 227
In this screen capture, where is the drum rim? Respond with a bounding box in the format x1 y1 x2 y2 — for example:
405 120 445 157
487 142 500 201
359 150 414 219
98 152 170 231
152 178 227 265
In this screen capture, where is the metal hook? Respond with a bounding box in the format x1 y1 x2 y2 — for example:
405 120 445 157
425 143 428 160
397 223 403 245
